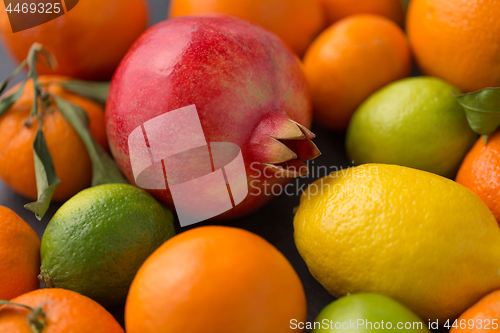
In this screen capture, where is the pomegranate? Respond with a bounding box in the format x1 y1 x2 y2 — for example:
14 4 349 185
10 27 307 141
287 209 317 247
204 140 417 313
106 15 320 221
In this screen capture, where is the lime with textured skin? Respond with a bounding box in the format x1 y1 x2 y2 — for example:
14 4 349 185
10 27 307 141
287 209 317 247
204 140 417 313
346 76 477 178
312 294 429 332
39 184 175 306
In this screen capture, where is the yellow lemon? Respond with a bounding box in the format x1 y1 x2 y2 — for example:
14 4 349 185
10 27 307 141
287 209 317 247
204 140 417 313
294 164 500 322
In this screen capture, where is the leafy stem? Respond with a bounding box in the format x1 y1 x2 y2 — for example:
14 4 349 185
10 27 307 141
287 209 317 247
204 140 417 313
57 80 110 105
0 59 27 95
0 43 126 220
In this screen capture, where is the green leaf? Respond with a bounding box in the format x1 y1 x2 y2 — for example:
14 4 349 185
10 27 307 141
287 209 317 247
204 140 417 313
24 123 61 220
53 96 128 186
0 59 27 95
0 80 27 118
58 80 110 105
457 88 500 136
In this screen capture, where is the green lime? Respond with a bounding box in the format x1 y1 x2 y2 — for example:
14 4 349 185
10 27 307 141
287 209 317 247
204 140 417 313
346 77 477 178
312 294 430 332
39 184 175 306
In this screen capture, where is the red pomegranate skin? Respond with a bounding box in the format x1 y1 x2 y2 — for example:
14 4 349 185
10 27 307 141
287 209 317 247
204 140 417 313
106 15 317 220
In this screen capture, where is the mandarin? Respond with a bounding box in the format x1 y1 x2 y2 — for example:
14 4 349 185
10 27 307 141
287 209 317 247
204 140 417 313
169 0 325 57
407 0 500 92
0 76 108 201
125 226 307 333
0 206 40 301
457 130 500 225
0 289 124 333
303 14 411 131
0 0 148 80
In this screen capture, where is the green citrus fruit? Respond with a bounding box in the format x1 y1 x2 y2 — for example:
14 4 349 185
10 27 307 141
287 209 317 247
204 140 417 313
39 184 175 306
294 164 500 322
346 77 477 178
312 293 429 332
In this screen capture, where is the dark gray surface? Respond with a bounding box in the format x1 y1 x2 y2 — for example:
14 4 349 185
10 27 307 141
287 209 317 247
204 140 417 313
0 0 340 326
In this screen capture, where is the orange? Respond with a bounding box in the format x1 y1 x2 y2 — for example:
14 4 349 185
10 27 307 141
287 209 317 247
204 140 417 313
168 0 325 57
319 0 405 26
407 0 500 93
0 0 148 81
450 289 500 333
0 288 124 333
456 130 500 225
0 206 40 300
0 76 108 201
303 14 411 131
125 226 307 333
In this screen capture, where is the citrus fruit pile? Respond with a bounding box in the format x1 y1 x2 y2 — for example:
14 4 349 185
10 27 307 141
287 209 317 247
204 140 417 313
0 0 500 332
